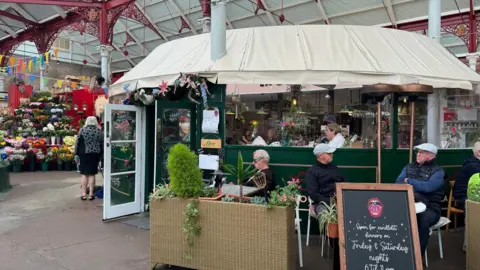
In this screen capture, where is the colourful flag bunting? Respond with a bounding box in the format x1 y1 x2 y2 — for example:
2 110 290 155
28 60 32 72
29 74 35 83
9 57 15 66
45 52 50 63
54 48 58 59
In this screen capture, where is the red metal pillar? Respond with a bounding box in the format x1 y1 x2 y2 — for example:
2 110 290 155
99 2 108 45
468 0 477 53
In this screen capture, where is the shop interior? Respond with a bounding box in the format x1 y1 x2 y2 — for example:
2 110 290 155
225 85 480 149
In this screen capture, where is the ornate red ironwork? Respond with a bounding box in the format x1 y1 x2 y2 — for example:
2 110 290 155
442 23 472 51
179 17 191 33
121 4 163 39
254 0 266 15
0 43 20 66
201 0 211 17
124 32 135 46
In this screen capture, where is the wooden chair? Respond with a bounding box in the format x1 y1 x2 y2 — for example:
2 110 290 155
445 181 465 234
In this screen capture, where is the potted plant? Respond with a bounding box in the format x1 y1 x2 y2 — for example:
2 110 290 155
149 145 297 270
36 151 51 172
467 173 480 269
222 151 258 200
318 199 338 239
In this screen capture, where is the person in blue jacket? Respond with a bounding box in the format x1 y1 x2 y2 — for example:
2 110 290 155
395 143 445 258
453 142 480 211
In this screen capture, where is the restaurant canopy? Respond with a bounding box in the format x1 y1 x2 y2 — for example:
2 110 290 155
110 24 480 97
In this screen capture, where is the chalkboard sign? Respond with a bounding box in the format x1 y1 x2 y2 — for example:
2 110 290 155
336 183 423 270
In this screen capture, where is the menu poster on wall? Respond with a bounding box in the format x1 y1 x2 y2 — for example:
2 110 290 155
202 108 219 134
336 183 423 270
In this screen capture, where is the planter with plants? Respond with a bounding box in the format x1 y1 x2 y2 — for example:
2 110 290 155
150 144 297 270
467 173 480 269
317 199 338 239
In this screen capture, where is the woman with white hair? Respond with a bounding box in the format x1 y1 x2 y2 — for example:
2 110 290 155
75 116 103 200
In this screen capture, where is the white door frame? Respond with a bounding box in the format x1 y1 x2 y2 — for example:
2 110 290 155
103 104 145 220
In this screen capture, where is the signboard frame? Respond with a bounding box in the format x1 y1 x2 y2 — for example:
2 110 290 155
336 183 423 270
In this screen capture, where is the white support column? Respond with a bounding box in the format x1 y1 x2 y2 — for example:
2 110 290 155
427 0 441 146
98 45 114 88
211 0 226 61
466 53 479 71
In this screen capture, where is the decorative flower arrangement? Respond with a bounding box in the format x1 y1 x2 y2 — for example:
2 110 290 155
7 154 25 165
267 178 302 208
250 120 259 127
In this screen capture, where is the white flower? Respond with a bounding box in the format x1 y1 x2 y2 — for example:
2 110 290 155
18 127 23 131
43 127 48 132
47 123 55 131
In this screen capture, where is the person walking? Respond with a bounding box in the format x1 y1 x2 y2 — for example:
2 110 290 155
75 116 103 201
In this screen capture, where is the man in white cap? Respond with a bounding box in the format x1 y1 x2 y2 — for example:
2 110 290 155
306 144 345 217
395 143 445 258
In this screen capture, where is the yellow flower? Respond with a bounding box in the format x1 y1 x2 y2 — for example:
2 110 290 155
0 142 5 146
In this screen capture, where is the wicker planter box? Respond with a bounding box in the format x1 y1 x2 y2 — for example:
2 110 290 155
150 198 296 270
467 200 480 270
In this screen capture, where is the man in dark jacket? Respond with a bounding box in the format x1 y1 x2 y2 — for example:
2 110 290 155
453 142 480 210
306 143 344 216
396 143 445 256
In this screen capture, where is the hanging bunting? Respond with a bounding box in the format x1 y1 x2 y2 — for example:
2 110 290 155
19 58 23 67
57 80 63 87
71 82 78 88
40 55 45 66
9 57 15 66
28 60 32 72
29 74 35 84
43 78 48 87
22 63 26 73
54 48 59 59
0 55 3 64
45 52 50 63
7 67 10 75
83 84 88 91
32 56 37 66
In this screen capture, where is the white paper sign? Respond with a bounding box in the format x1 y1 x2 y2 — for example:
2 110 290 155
199 154 219 171
202 109 219 134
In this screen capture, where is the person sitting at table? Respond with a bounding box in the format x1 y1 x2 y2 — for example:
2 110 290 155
321 123 345 148
453 141 480 211
252 124 274 146
306 144 344 217
245 149 275 198
395 143 445 258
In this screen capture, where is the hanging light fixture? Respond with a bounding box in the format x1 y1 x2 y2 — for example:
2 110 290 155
256 107 268 115
82 102 87 111
226 107 235 115
74 104 78 111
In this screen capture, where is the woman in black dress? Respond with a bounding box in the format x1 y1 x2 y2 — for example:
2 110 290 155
75 116 103 200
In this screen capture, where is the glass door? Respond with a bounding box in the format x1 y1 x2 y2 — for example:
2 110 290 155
103 104 143 220
155 102 196 186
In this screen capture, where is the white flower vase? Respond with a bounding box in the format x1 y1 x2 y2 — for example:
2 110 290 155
51 136 56 145
45 137 51 145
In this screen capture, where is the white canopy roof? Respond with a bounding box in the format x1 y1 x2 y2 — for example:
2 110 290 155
110 25 480 97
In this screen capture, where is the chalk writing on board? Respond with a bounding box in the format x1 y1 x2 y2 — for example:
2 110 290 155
202 109 219 134
342 190 416 270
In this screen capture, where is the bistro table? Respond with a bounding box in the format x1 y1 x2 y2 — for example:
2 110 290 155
220 184 262 196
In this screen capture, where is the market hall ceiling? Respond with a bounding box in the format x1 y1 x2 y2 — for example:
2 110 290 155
0 0 478 72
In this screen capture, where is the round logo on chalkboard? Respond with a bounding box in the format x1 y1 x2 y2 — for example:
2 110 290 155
367 198 383 218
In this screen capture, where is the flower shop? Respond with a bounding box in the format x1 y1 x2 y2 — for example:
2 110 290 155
0 88 107 175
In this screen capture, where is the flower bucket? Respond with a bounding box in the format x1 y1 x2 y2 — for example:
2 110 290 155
28 156 36 172
12 163 22 173
41 162 48 172
45 137 51 145
64 162 72 171
327 222 338 239
56 161 63 171
56 136 62 145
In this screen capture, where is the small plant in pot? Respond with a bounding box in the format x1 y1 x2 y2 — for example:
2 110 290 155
222 151 258 201
318 198 338 239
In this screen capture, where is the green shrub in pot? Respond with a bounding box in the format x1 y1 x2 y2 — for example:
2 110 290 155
468 173 480 202
167 143 203 198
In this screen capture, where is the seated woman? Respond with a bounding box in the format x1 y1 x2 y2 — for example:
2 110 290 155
252 124 274 146
325 123 345 148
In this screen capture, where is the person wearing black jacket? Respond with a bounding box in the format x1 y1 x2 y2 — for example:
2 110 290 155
306 144 344 216
453 142 480 210
245 149 275 199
